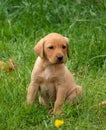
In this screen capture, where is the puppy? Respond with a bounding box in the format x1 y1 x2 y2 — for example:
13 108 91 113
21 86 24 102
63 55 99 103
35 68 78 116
27 33 82 115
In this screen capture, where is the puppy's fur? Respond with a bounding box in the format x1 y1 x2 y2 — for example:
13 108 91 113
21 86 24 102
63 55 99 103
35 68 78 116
27 33 82 115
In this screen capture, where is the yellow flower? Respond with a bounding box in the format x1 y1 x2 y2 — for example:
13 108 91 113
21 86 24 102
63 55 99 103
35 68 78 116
54 119 64 128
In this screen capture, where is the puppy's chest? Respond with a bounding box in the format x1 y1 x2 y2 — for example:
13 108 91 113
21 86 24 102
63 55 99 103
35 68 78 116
38 68 56 92
43 68 52 81
37 67 57 83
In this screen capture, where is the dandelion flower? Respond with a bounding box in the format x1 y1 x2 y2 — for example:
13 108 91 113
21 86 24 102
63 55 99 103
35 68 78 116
54 119 64 128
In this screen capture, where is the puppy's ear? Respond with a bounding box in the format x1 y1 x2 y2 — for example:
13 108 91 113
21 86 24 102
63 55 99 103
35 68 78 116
34 39 44 58
64 37 70 58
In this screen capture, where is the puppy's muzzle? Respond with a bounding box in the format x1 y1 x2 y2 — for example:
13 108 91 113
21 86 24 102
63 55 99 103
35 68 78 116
57 55 63 62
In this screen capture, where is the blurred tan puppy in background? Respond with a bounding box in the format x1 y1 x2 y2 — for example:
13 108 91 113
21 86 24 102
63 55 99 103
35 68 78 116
27 33 82 115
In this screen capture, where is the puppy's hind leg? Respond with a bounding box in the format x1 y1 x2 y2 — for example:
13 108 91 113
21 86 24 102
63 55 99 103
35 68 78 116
39 96 49 107
66 86 82 105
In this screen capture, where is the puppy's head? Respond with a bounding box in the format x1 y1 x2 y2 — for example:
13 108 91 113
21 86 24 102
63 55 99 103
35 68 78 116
34 33 70 64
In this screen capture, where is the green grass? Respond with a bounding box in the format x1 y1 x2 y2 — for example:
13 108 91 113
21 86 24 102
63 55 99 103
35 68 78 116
0 0 106 129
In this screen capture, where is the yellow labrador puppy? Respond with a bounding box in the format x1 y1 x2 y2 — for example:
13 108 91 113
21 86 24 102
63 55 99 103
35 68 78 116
27 33 82 115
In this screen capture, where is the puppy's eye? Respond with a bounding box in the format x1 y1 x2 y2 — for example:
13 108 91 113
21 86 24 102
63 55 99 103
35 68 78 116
62 45 66 49
48 46 54 49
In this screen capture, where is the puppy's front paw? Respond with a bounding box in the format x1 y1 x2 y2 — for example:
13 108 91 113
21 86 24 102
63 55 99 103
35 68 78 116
49 108 62 115
54 109 62 116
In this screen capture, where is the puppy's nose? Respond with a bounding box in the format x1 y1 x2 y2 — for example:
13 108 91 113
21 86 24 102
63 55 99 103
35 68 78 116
57 56 63 61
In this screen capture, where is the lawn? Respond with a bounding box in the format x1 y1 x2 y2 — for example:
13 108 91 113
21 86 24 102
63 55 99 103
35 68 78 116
0 0 106 130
